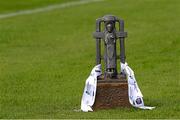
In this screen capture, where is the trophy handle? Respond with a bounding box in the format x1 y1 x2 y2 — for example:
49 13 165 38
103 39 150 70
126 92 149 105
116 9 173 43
96 18 102 65
118 19 126 64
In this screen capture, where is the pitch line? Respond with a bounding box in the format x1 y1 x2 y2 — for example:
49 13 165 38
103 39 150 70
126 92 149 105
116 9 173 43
0 0 104 20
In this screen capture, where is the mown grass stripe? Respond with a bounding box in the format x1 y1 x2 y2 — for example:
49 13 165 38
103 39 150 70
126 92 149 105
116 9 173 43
0 0 104 20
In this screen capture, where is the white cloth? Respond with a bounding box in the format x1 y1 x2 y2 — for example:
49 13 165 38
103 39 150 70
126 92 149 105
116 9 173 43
81 63 155 112
121 62 155 110
81 64 102 112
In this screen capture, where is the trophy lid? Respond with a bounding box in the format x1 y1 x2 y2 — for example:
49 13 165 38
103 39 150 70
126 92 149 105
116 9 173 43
102 15 117 22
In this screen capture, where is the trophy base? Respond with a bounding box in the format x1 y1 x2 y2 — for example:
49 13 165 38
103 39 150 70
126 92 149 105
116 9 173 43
93 74 131 110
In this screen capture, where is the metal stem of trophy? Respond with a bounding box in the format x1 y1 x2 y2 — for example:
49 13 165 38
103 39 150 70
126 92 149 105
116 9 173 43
93 15 127 79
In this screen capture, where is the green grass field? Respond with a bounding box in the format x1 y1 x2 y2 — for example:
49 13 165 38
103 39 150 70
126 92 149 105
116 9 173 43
0 0 78 14
0 0 179 119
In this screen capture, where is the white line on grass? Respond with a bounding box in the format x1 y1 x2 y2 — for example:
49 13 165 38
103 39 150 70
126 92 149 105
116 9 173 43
0 0 104 20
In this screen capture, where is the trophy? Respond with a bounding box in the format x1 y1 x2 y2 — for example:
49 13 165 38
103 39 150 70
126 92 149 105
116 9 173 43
93 15 130 109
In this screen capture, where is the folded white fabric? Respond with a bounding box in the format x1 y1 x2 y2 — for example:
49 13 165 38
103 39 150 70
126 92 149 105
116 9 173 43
81 63 155 112
121 62 155 110
81 64 102 112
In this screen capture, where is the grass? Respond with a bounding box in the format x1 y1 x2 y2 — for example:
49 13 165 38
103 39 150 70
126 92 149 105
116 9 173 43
0 0 77 14
0 0 179 118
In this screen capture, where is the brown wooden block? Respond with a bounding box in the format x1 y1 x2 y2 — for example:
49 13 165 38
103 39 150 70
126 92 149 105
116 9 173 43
93 74 131 110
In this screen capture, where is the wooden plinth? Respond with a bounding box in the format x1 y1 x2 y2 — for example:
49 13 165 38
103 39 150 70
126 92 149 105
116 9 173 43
93 74 131 110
